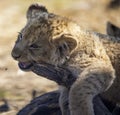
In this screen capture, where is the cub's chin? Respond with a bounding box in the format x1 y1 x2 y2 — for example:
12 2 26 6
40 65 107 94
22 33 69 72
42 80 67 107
18 62 33 71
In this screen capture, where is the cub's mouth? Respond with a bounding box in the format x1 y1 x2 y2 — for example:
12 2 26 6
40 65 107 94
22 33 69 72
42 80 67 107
18 62 33 71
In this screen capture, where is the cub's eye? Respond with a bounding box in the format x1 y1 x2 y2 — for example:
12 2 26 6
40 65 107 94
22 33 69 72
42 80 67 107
16 32 23 43
29 44 40 49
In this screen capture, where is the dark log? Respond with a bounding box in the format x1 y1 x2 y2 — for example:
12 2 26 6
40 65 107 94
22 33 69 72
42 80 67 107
17 62 120 115
17 91 61 115
31 62 76 89
17 91 112 115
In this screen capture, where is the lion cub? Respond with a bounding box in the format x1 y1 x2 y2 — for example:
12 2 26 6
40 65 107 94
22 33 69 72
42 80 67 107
12 4 120 115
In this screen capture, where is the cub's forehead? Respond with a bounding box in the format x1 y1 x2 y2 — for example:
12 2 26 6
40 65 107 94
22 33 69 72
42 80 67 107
21 14 70 42
21 26 50 44
20 24 51 45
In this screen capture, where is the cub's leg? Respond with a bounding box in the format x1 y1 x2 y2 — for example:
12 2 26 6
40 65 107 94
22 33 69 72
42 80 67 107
69 61 115 115
59 86 70 115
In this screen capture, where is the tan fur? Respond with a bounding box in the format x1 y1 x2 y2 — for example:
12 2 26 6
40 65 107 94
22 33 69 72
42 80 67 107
101 22 120 104
11 4 120 115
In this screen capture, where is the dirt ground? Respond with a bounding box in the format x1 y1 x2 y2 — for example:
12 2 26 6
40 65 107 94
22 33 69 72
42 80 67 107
0 0 120 114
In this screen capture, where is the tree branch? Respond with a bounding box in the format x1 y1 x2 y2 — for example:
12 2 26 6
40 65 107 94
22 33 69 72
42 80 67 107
17 91 112 115
31 62 76 88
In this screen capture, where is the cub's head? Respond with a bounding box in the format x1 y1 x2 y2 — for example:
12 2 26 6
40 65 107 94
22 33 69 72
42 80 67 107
11 4 79 71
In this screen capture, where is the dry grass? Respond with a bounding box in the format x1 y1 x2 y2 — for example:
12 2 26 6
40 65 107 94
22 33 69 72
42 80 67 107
0 0 120 114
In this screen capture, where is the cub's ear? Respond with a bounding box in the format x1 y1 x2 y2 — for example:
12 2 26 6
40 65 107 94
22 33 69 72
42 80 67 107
27 4 48 19
107 22 120 37
54 34 77 54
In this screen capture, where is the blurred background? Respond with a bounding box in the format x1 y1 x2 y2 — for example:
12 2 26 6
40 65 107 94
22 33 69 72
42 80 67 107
0 0 120 114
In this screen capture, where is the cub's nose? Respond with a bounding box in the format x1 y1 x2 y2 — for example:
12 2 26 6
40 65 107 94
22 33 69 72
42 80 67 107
11 51 21 60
